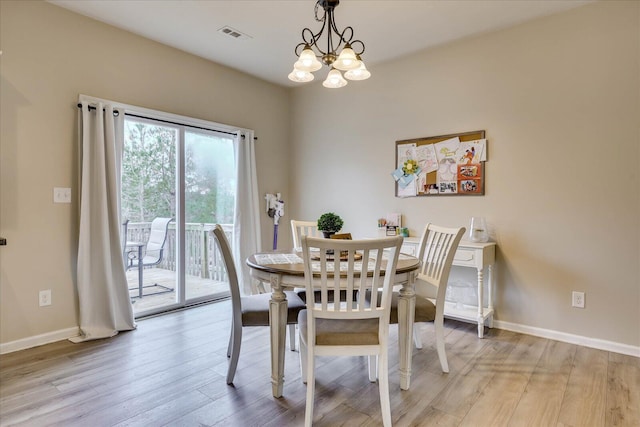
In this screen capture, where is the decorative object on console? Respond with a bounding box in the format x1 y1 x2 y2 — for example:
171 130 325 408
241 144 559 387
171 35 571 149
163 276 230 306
317 212 344 238
288 0 370 88
469 217 489 242
385 213 402 236
386 213 401 227
386 226 398 236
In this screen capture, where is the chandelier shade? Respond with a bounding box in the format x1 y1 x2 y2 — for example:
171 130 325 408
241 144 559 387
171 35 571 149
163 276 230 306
288 68 315 83
332 44 359 71
323 68 348 88
289 0 370 87
294 46 323 72
344 55 371 80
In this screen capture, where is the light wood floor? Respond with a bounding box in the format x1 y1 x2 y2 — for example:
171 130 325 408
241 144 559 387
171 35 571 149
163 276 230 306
1 301 638 427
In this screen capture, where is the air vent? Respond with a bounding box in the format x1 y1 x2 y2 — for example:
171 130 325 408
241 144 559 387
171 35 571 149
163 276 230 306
217 26 252 40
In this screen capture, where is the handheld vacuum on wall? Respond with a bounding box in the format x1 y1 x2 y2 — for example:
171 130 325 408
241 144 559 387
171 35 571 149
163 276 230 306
265 193 284 250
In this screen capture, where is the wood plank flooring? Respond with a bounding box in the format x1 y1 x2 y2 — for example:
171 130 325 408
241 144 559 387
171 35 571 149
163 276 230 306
1 301 638 426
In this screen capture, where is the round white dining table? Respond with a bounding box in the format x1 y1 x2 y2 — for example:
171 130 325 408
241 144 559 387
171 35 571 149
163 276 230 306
247 249 420 398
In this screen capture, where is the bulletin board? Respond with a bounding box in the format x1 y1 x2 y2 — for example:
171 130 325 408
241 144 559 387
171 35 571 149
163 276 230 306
394 130 487 197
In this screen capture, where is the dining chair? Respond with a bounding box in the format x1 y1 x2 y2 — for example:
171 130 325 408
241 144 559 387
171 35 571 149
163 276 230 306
298 235 403 427
291 219 321 248
211 224 307 385
369 223 465 373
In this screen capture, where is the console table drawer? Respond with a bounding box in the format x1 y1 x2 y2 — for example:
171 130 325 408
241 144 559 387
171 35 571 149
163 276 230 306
401 243 418 256
453 249 476 267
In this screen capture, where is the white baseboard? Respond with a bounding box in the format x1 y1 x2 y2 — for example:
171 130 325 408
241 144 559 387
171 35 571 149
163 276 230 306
2 321 638 358
0 327 80 355
493 320 640 358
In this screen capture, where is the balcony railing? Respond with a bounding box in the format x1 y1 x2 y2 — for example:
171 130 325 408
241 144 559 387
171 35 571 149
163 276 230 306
125 222 232 281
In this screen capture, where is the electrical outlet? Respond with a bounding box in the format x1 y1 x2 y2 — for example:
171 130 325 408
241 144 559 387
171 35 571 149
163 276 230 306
572 291 585 308
39 290 52 307
53 187 71 204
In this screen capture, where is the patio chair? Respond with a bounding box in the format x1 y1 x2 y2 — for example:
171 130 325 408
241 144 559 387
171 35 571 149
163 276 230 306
126 217 174 297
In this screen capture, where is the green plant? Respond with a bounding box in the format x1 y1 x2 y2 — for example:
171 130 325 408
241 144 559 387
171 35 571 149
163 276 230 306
317 212 344 233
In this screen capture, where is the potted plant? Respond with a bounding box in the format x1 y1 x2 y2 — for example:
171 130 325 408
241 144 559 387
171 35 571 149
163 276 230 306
317 212 344 238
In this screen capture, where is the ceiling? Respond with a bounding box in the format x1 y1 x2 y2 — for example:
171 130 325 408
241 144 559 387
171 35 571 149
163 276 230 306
48 0 593 88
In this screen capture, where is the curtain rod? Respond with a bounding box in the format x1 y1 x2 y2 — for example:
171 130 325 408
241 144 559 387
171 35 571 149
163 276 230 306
76 103 256 140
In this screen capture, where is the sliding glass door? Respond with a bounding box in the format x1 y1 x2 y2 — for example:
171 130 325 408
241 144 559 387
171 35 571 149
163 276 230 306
121 118 234 316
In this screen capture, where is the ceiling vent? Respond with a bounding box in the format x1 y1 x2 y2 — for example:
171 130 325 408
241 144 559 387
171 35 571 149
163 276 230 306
217 26 252 40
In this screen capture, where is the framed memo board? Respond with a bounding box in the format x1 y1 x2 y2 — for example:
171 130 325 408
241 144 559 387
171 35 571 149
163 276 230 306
395 130 487 197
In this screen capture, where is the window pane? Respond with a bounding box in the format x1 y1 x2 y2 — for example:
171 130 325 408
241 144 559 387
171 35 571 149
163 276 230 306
184 131 235 225
122 120 178 314
185 130 235 301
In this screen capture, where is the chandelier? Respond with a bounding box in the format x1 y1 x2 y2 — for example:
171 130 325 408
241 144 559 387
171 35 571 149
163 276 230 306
288 0 371 88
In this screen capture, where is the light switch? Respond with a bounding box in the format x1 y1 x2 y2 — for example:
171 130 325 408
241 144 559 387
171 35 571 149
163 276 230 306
53 187 71 203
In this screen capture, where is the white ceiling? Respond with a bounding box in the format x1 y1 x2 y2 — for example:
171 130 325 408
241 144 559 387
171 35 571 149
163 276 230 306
48 0 592 87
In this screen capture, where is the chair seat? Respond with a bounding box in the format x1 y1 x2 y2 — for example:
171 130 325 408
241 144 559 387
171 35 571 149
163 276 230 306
298 310 380 346
365 290 436 324
241 291 306 326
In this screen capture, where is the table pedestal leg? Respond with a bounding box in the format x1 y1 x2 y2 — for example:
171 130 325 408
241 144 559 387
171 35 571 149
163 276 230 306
269 273 287 398
397 272 416 390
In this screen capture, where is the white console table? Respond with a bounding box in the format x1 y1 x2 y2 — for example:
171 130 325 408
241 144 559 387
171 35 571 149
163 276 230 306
401 238 496 338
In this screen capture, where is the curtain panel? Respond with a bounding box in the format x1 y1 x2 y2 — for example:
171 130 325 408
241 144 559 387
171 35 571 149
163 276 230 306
233 130 262 295
71 101 135 343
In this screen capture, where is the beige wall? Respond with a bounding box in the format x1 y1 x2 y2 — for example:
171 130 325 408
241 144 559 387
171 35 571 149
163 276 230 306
290 1 639 347
1 0 638 352
0 1 291 345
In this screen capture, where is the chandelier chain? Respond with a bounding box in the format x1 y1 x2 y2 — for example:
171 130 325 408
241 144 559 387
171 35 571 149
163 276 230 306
314 1 324 22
